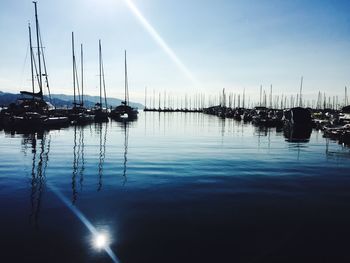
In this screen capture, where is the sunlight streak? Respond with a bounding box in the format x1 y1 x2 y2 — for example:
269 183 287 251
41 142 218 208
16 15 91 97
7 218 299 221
48 184 120 263
123 0 199 86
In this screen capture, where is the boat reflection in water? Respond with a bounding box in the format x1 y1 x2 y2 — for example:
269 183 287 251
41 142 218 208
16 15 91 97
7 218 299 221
71 121 128 197
71 124 86 203
110 50 139 121
96 122 107 191
283 126 312 143
17 120 131 228
2 112 350 263
119 121 130 185
15 125 120 262
20 131 51 229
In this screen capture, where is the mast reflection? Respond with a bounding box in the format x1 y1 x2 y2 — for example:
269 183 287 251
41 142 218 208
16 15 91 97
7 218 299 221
21 131 51 229
122 122 129 185
79 126 85 192
72 126 78 203
114 119 131 185
71 126 85 204
97 122 107 191
72 126 85 204
71 125 86 203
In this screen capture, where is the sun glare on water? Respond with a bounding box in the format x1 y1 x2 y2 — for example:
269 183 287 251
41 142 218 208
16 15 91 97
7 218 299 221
94 233 109 249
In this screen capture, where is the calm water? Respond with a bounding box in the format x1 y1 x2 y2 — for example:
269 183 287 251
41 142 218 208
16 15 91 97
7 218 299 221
1 112 350 263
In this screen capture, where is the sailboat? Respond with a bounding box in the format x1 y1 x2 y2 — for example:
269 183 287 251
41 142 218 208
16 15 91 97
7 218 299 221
110 50 138 121
68 32 94 124
19 2 50 110
3 2 68 129
93 40 109 122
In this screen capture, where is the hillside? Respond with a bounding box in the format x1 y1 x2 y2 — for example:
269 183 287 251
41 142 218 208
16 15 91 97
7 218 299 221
0 91 143 109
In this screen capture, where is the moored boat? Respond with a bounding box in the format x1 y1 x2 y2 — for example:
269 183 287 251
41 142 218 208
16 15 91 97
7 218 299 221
110 50 138 121
68 33 95 125
43 116 70 127
3 2 69 130
283 107 312 127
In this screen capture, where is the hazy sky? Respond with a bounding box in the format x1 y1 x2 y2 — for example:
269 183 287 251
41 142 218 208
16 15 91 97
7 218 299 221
0 0 349 104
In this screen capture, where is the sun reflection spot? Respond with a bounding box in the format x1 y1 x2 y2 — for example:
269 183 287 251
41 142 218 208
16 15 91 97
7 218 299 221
94 233 108 249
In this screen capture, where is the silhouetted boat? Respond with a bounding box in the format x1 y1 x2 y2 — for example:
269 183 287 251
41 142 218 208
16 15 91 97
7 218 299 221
283 107 312 127
68 34 95 124
324 123 350 141
2 2 69 130
43 116 70 127
110 50 138 121
339 105 350 124
252 107 268 125
282 107 312 142
5 112 46 128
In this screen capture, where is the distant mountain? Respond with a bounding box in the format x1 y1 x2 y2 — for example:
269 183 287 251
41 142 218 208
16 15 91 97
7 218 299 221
50 94 143 109
0 91 143 109
0 92 20 106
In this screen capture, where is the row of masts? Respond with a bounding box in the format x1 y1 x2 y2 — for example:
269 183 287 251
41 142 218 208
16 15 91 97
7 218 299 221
144 88 205 111
27 2 115 112
27 2 349 113
144 85 349 112
71 32 108 110
71 36 129 110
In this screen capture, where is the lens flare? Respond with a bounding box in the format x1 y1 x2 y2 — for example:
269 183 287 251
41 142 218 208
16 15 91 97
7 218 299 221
94 233 108 249
123 0 198 86
48 184 120 263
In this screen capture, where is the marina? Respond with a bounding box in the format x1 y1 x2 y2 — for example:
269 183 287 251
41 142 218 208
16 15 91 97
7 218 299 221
1 2 349 148
1 112 350 262
1 1 350 262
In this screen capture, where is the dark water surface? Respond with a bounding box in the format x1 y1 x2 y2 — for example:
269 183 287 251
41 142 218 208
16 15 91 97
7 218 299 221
1 112 350 263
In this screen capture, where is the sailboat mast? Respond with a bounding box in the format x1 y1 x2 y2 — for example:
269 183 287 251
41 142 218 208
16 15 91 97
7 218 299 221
101 56 108 109
33 1 42 97
124 50 129 106
72 32 76 105
99 40 102 107
243 88 245 109
158 92 161 109
39 34 52 103
28 23 35 98
259 85 262 107
299 76 303 107
81 43 84 107
270 85 272 109
345 86 348 106
164 91 166 109
145 87 147 109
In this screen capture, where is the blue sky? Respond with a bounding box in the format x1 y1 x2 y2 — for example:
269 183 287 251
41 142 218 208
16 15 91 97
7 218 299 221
0 0 349 105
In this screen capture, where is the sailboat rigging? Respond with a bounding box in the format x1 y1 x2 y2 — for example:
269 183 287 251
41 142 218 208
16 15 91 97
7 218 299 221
1 2 70 129
20 2 51 102
110 50 139 121
93 40 109 122
68 32 94 124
